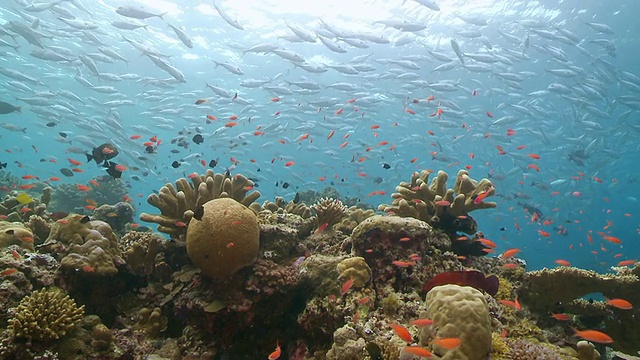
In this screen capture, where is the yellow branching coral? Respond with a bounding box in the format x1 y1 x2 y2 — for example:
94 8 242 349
311 197 349 234
8 288 84 341
378 169 496 234
140 169 260 237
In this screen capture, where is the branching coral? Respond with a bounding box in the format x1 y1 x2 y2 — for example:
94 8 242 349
7 288 84 341
378 169 496 234
257 196 311 218
140 169 260 237
310 197 349 235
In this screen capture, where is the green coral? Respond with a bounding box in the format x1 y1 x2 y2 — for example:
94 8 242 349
7 288 84 341
495 276 515 301
490 332 510 360
508 318 545 341
381 292 401 316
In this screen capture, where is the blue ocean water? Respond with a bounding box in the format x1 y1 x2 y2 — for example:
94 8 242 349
0 0 638 272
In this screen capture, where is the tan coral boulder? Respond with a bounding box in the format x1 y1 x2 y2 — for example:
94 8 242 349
186 198 260 279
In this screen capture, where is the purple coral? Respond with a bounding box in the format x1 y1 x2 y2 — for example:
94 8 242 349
507 338 562 360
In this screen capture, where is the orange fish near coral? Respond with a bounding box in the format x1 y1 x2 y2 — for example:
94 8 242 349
606 298 633 310
554 259 571 267
341 278 354 296
573 329 614 344
410 318 433 327
551 313 570 321
401 346 432 358
500 248 521 259
390 324 413 343
432 337 462 350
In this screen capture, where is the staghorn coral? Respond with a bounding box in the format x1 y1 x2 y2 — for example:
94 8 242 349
186 198 260 279
39 214 122 276
140 169 260 238
310 197 349 235
7 288 84 341
378 169 496 234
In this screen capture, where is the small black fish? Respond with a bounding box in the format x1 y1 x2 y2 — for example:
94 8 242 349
80 215 91 223
382 163 391 169
46 122 57 127
275 181 278 187
170 149 180 154
104 161 122 179
293 192 300 203
59 168 74 177
58 132 67 138
0 162 6 169
373 176 383 184
172 161 181 168
282 182 290 189
499 227 506 231
193 205 204 221
209 159 218 168
39 158 46 163
145 146 155 154
192 134 204 144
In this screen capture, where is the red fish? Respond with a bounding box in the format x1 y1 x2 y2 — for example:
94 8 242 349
284 161 295 167
432 337 461 350
573 329 613 344
390 324 412 343
551 313 570 321
268 341 281 360
341 278 354 296
401 346 432 358
606 298 632 310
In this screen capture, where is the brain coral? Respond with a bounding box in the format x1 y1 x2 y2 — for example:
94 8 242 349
425 284 492 360
8 288 84 341
186 198 260 279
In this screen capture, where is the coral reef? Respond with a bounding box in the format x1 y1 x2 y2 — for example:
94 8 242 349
0 187 51 222
92 201 135 234
336 257 371 289
134 307 168 338
140 169 260 238
577 340 600 360
505 338 564 360
39 214 122 276
7 288 84 341
0 221 35 251
258 196 312 218
335 206 375 234
296 187 340 206
378 169 496 234
424 284 492 360
120 231 165 278
186 198 260 279
310 197 349 235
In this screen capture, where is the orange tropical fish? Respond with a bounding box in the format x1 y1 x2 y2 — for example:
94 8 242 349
401 346 432 358
327 130 335 140
268 341 281 360
130 135 142 140
528 153 541 160
478 238 496 248
434 200 450 207
527 164 540 172
48 177 61 181
606 298 632 310
21 175 38 180
602 235 621 244
410 318 433 327
334 108 343 115
432 337 462 350
551 313 570 321
315 223 329 234
405 108 415 115
1 268 18 276
284 161 295 167
390 324 413 343
19 184 35 190
297 133 310 142
392 260 415 267
474 191 489 204
573 329 613 344
538 230 551 237
76 185 91 192
503 263 518 269
555 259 571 267
617 260 637 266
228 115 238 120
498 299 520 310
225 121 238 127
67 158 81 166
501 248 521 259
341 278 354 296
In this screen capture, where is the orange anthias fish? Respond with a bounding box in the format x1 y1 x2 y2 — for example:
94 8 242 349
432 337 462 350
268 341 281 360
573 329 614 344
341 278 354 296
500 248 521 259
606 298 633 310
390 324 413 343
402 346 432 358
410 318 433 327
551 313 570 321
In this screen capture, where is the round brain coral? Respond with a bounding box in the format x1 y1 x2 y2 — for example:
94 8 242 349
8 288 84 341
186 198 260 279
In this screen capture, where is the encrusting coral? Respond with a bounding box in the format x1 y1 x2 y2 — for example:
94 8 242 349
424 284 492 360
7 288 84 341
310 197 349 234
257 196 312 218
378 169 496 234
39 214 122 276
0 221 35 251
336 257 371 289
140 169 260 238
186 198 260 279
0 187 51 222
